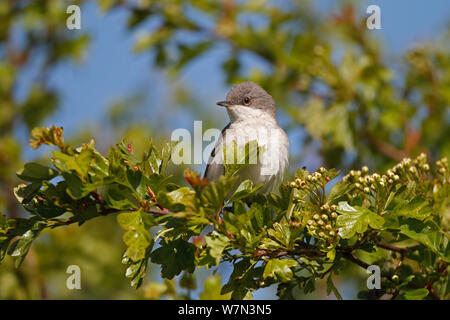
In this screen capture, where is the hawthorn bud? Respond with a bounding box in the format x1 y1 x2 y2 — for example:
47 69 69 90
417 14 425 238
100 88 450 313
313 214 320 220
325 224 332 230
402 158 411 166
422 164 430 171
289 182 296 188
321 214 328 221
387 170 394 178
319 167 326 173
362 166 369 174
318 231 326 238
331 212 338 219
331 205 337 211
318 219 324 226
364 187 370 194
329 231 336 237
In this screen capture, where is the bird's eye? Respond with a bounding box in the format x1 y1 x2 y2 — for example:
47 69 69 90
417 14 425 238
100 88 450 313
243 97 251 105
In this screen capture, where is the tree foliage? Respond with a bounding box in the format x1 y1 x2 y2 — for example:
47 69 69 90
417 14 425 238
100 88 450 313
1 126 448 300
0 0 449 299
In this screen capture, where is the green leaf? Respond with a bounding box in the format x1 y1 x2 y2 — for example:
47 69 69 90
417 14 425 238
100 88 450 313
326 274 342 300
14 183 41 204
150 239 196 279
16 163 58 182
117 210 154 262
10 221 47 268
336 202 385 239
404 288 429 300
229 179 262 202
327 182 349 204
104 185 139 210
390 196 432 221
53 150 91 178
63 173 97 199
204 231 230 265
223 140 264 178
157 187 195 212
263 258 298 282
398 219 449 262
202 175 238 209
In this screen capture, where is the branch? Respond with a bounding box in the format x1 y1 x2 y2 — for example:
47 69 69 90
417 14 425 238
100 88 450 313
48 201 171 229
256 248 325 258
146 184 168 212
373 239 409 254
341 250 370 269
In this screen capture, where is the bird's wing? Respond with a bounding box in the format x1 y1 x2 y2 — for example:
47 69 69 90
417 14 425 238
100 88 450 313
204 123 230 181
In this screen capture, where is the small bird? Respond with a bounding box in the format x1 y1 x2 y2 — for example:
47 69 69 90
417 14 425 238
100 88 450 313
204 81 289 194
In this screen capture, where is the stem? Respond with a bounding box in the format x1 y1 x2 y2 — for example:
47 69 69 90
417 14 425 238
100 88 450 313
146 184 168 211
342 251 370 269
256 248 324 258
373 238 409 254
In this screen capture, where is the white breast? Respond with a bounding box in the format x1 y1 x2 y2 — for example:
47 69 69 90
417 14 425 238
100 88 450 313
206 108 289 194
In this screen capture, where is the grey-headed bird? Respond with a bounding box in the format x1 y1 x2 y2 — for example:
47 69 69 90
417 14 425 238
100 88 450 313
204 81 289 194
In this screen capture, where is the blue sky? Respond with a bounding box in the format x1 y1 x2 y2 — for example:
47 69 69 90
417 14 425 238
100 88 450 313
16 0 450 299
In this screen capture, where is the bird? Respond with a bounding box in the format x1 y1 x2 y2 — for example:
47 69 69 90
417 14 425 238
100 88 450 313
204 81 289 194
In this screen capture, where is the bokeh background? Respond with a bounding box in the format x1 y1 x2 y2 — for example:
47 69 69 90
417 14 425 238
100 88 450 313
0 0 449 299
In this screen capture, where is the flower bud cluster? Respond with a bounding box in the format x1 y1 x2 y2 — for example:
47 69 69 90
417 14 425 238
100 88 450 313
342 153 433 198
289 167 332 191
436 157 448 175
306 204 339 240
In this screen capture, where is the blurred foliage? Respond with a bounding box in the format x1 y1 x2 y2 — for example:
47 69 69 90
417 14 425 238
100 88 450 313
0 0 449 299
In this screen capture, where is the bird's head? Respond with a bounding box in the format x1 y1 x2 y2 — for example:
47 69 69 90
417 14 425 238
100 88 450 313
216 81 276 122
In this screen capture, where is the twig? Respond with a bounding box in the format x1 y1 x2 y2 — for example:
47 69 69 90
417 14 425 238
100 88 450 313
146 184 167 211
341 250 370 269
256 248 325 258
373 238 409 254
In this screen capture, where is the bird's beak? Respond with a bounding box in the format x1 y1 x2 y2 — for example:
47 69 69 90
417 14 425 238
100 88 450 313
216 100 232 107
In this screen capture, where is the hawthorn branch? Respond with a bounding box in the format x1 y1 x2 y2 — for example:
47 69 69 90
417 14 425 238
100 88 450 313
256 248 325 258
373 238 409 254
341 250 370 269
48 199 172 229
